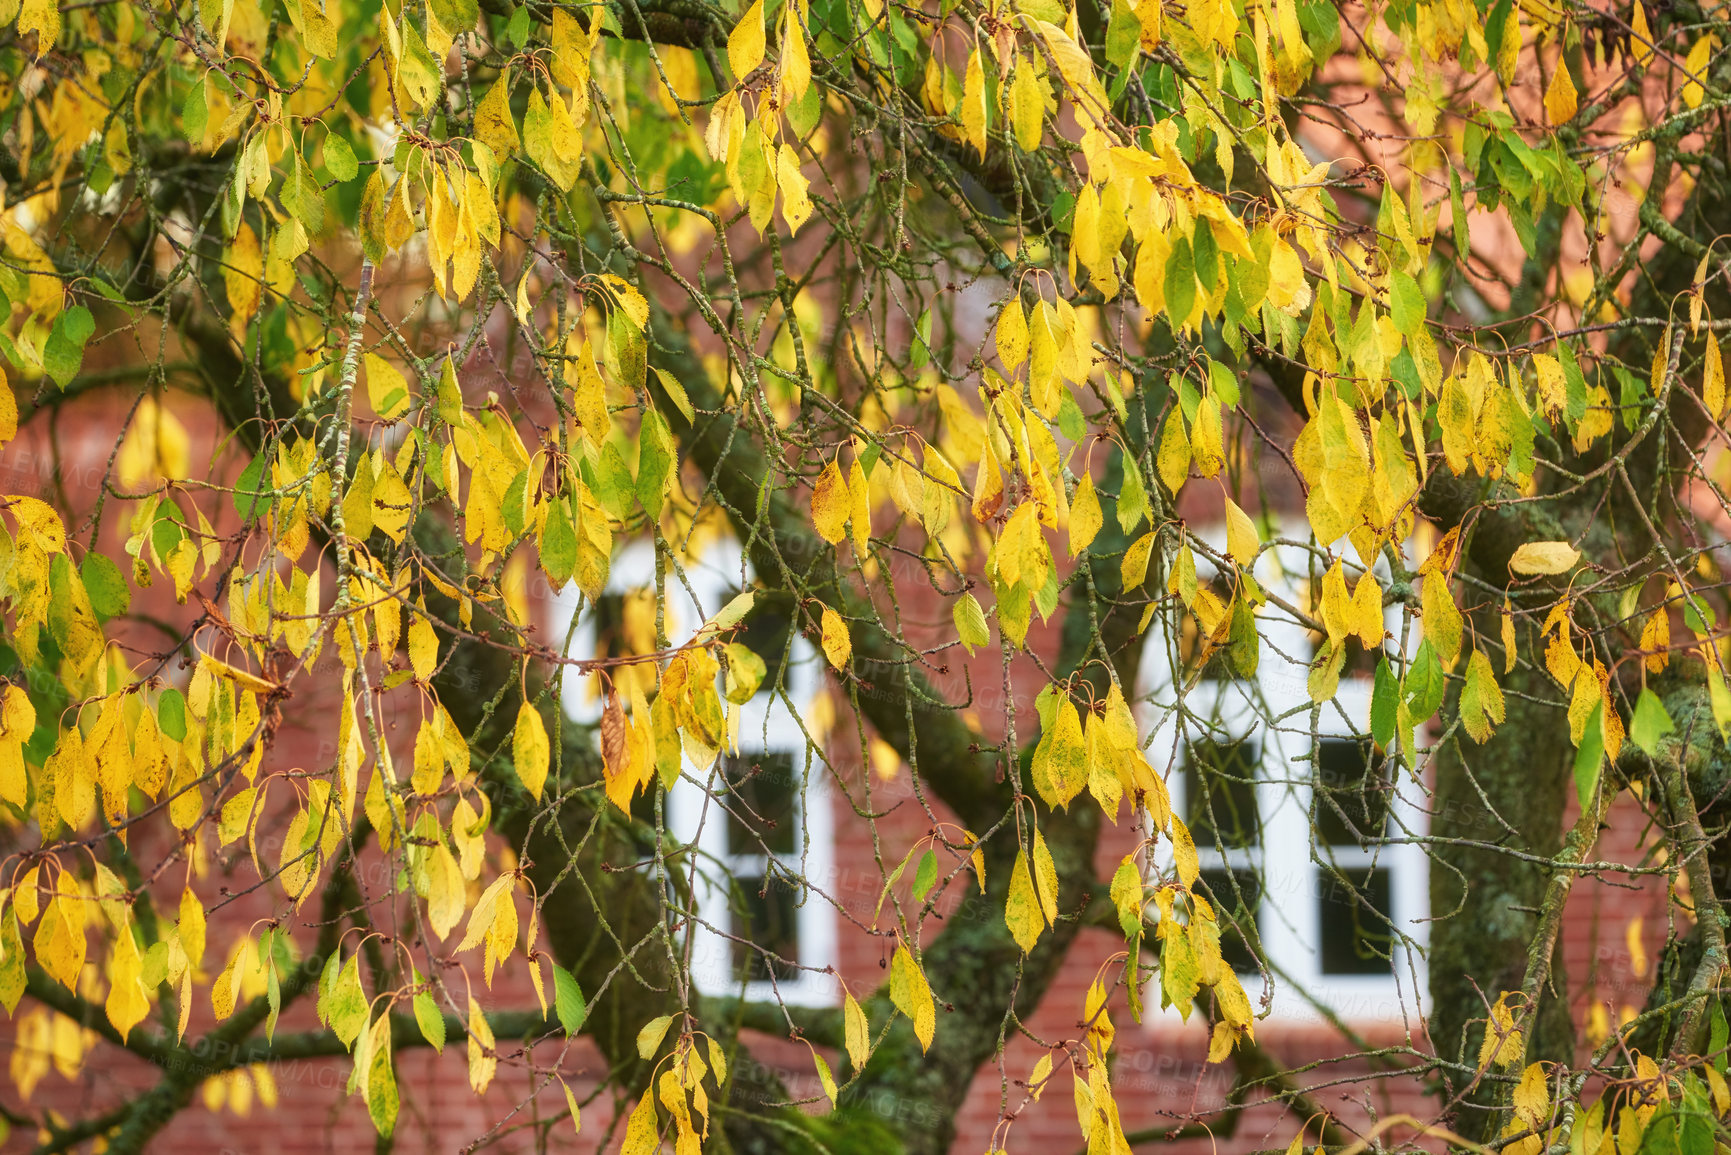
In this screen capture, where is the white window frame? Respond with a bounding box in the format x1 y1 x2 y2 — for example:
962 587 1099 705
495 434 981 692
1137 524 1428 1026
551 539 838 1007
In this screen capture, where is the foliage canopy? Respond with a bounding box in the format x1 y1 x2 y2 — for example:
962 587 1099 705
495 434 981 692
1 0 1731 1148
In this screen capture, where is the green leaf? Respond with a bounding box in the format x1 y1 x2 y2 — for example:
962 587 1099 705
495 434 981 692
328 954 368 1048
81 552 129 620
233 448 275 520
323 132 359 182
1104 0 1141 68
1116 461 1148 533
1629 688 1674 756
1227 593 1259 677
43 306 95 387
953 592 990 654
651 366 694 425
280 150 327 234
541 497 577 586
591 442 637 520
1057 389 1086 440
157 689 188 741
1164 236 1196 327
551 963 587 1035
505 3 530 45
1371 656 1398 748
413 987 446 1053
605 305 646 392
429 0 478 38
635 406 675 520
1573 700 1604 807
183 75 208 143
1207 357 1240 410
912 849 938 903
1712 1001 1728 1075
909 308 933 371
1404 640 1446 722
1389 271 1426 336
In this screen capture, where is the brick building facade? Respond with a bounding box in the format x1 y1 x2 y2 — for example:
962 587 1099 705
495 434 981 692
0 389 1675 1154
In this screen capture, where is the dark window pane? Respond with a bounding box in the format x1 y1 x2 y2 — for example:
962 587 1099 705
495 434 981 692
1318 867 1394 975
723 751 798 856
1183 739 1259 849
732 874 801 982
1199 868 1261 975
1314 738 1390 846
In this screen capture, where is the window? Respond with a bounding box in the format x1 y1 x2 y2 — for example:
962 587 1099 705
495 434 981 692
1199 867 1262 975
1314 737 1390 847
551 539 837 1005
1140 523 1427 1022
1185 738 1260 850
1318 867 1394 976
719 750 803 981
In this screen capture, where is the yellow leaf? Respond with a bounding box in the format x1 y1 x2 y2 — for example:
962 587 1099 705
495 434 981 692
106 919 150 1042
224 222 263 323
513 702 550 801
409 613 438 680
1422 575 1463 668
1543 60 1577 125
621 1093 660 1155
962 51 988 157
1029 1053 1054 1100
1011 60 1045 150
997 298 1029 371
1031 696 1087 810
889 943 936 1052
821 605 851 669
777 142 812 235
1069 472 1102 556
844 988 870 1070
364 353 411 420
0 366 15 451
1684 35 1713 109
1350 571 1384 648
1190 396 1224 477
1641 607 1670 673
1005 849 1044 953
1120 531 1155 588
468 997 497 1093
728 0 766 78
559 1076 583 1135
1706 334 1725 422
849 459 871 554
1170 816 1199 887
1631 2 1654 66
474 73 520 157
1031 830 1059 925
1156 407 1189 493
812 458 849 544
18 0 60 57
1477 991 1525 1069
637 1012 675 1060
1223 496 1258 567
780 7 811 103
1509 541 1580 576
35 879 86 991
